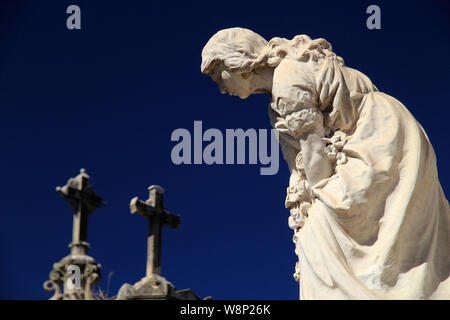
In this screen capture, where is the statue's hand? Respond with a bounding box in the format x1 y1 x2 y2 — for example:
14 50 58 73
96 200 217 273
279 106 333 187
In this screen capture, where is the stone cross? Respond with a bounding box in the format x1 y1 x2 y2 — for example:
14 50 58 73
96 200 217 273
130 185 181 276
56 168 105 255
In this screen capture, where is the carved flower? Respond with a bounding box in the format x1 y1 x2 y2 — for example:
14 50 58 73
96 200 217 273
292 231 299 244
330 130 347 149
324 144 338 160
293 261 301 282
336 152 347 165
288 201 311 230
285 180 307 208
289 214 305 230
323 130 348 165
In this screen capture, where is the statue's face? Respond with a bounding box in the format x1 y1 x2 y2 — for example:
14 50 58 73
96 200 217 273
209 63 253 99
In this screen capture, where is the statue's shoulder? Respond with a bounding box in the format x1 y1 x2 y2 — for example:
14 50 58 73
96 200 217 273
273 59 310 78
272 59 317 98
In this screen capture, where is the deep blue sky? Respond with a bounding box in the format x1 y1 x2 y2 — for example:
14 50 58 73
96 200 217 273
1 0 449 299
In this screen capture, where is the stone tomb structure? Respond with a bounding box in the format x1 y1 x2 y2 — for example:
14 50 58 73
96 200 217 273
44 170 204 300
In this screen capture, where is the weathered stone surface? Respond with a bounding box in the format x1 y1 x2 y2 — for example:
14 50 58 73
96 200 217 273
117 274 202 300
44 169 103 300
43 254 101 300
202 28 450 299
130 185 180 277
116 185 204 300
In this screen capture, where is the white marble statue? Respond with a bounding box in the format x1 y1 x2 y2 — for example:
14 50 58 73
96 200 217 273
201 28 450 299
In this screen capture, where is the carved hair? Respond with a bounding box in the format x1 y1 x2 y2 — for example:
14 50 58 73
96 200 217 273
201 27 344 75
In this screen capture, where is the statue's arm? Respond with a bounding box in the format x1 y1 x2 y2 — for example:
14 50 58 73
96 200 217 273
299 131 333 187
271 87 334 187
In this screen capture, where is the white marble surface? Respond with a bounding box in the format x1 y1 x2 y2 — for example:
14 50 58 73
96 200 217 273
202 28 450 299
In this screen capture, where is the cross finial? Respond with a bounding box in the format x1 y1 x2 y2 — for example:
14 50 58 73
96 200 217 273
45 169 103 300
56 168 105 255
130 185 180 276
147 185 165 208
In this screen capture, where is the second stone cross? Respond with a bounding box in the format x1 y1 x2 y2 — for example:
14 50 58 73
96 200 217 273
130 185 181 277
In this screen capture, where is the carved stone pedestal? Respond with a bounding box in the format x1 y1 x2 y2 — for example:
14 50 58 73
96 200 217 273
116 274 202 300
43 254 101 300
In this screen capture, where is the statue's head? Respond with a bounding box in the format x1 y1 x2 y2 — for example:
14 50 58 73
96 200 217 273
201 28 270 99
201 28 344 99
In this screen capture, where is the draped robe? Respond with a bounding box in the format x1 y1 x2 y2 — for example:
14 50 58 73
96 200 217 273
269 57 450 299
